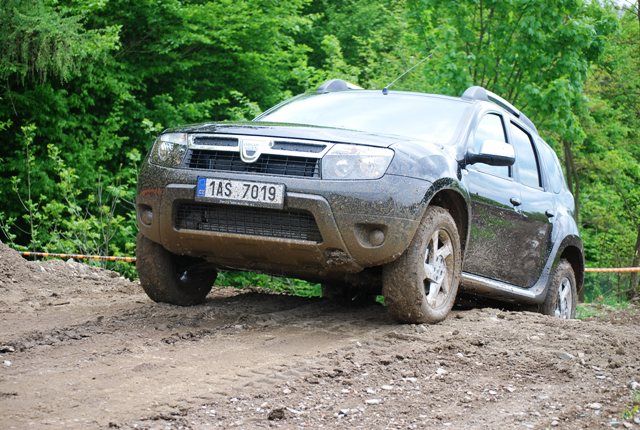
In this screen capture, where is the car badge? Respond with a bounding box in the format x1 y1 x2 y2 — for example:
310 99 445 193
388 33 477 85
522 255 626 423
239 138 267 163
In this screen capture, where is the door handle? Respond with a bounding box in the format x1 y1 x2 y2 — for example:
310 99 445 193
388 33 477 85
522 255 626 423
545 209 555 218
510 197 522 207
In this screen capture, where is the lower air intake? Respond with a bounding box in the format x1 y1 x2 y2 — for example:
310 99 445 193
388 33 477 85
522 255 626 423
175 203 323 243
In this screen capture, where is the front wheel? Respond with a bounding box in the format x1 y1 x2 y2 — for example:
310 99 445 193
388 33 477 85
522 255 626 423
539 259 577 319
382 206 462 323
136 233 218 306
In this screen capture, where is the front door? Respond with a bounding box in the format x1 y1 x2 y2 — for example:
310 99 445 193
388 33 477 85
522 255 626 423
508 122 554 287
462 112 529 286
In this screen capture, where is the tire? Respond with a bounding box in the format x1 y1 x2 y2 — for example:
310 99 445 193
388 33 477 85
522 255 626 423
539 259 577 319
382 206 462 323
136 233 217 306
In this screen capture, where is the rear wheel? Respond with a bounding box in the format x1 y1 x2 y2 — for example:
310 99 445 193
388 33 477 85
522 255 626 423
382 206 462 323
540 259 577 319
136 233 217 306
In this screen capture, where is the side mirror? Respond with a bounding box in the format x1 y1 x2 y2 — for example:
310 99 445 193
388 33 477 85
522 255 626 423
466 139 515 166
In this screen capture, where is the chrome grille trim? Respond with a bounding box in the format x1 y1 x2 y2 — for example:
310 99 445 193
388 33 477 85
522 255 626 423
187 133 333 158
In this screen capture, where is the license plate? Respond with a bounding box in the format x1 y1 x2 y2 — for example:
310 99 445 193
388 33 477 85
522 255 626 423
195 177 285 208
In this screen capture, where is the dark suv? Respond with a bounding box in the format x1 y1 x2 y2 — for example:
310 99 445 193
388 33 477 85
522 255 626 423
135 80 584 323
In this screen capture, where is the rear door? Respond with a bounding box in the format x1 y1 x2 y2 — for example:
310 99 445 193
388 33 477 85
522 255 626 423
462 112 528 285
508 122 555 287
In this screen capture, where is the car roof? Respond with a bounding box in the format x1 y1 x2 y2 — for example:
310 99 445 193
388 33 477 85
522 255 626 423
314 80 538 135
312 88 475 105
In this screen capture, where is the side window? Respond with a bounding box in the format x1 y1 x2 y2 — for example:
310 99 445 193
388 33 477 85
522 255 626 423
472 113 509 178
510 123 541 188
536 139 563 193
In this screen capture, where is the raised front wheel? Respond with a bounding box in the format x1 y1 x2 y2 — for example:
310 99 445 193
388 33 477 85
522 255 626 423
382 206 462 323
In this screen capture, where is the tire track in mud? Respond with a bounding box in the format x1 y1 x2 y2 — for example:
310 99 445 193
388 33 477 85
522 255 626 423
123 307 640 430
1 291 332 353
0 289 396 429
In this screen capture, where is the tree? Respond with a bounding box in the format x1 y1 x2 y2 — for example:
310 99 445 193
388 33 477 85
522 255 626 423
0 0 317 257
579 6 640 297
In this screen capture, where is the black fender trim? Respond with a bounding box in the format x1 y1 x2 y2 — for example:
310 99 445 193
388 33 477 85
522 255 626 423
418 178 472 255
553 234 585 295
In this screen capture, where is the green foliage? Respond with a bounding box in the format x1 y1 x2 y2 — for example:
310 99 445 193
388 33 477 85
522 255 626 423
577 7 640 297
0 0 638 299
582 273 635 304
0 122 139 277
622 389 640 420
0 0 120 82
575 301 633 320
0 0 321 265
216 271 321 297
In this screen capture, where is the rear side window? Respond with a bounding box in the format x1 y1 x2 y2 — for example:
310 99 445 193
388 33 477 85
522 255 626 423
510 123 541 188
472 113 510 178
536 138 565 194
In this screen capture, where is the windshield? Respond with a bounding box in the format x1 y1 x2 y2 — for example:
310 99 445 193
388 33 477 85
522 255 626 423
255 91 471 144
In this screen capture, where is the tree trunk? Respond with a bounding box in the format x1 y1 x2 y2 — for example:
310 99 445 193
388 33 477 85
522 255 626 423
633 0 639 298
630 223 640 299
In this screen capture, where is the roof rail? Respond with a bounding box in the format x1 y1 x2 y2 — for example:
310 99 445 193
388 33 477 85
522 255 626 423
316 79 363 94
461 86 538 134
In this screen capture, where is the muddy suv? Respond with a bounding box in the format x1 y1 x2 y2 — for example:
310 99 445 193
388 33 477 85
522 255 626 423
136 80 584 323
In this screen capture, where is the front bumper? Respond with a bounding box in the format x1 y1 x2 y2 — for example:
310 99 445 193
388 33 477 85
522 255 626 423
136 161 431 279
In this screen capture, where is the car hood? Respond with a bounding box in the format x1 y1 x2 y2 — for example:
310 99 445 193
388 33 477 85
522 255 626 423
167 121 406 148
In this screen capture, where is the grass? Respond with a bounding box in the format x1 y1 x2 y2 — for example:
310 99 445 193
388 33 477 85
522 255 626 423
576 278 635 320
215 271 388 304
583 272 636 304
215 271 322 297
576 300 633 320
621 390 640 421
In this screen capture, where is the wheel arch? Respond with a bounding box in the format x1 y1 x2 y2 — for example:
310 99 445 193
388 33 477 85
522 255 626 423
420 179 471 255
555 236 585 298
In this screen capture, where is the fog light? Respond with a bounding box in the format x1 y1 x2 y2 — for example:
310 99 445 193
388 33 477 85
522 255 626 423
139 205 153 226
368 229 385 247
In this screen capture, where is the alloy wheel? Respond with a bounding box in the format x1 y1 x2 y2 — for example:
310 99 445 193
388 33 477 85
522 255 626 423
554 277 573 319
423 229 454 309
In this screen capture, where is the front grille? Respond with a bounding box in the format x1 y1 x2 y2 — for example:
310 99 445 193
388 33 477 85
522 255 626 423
185 150 320 178
192 136 238 147
271 141 326 153
175 203 323 242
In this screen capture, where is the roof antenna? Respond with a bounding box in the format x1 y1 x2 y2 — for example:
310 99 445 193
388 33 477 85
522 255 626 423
382 53 433 95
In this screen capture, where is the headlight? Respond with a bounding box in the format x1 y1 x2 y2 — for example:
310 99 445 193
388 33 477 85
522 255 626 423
150 132 188 167
322 144 394 180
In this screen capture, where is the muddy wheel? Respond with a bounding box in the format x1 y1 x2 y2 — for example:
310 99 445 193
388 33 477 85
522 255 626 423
539 259 577 319
382 206 462 323
136 233 217 306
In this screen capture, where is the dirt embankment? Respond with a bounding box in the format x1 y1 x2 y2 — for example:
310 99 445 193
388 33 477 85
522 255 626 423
1 242 639 429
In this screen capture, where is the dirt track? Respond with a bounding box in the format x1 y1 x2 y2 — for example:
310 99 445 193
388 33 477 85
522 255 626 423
1 243 639 429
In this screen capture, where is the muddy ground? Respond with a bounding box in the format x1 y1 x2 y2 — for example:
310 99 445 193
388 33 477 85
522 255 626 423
0 242 639 429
